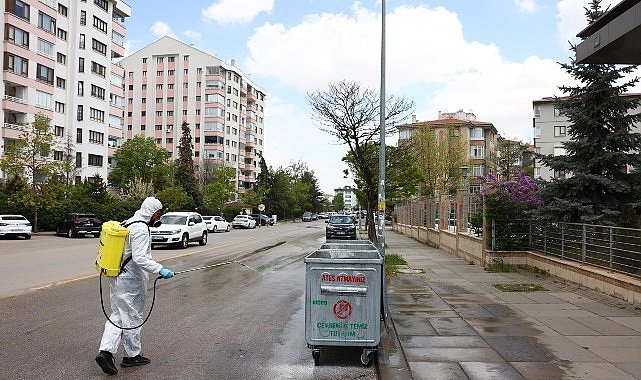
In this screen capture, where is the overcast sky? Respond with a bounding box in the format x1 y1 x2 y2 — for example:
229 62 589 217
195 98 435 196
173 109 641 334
123 0 635 194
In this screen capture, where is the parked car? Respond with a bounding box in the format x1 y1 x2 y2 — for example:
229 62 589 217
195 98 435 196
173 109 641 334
231 215 257 229
325 214 357 240
0 214 32 239
56 213 102 238
302 211 313 222
202 215 231 232
150 212 207 249
250 214 274 226
317 212 328 219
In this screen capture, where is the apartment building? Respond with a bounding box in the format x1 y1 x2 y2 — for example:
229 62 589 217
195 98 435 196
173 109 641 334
2 0 130 184
532 95 641 180
119 36 266 192
397 110 499 193
334 185 358 211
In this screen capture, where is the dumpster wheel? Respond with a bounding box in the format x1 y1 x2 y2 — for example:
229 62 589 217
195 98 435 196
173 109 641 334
312 349 320 366
360 349 375 367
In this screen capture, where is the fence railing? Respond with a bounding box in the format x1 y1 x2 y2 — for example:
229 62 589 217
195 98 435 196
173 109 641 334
492 220 641 277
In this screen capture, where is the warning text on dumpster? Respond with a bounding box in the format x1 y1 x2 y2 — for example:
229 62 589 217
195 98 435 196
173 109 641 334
321 273 367 283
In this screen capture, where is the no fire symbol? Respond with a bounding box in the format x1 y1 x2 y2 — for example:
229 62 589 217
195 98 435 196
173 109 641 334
333 299 352 320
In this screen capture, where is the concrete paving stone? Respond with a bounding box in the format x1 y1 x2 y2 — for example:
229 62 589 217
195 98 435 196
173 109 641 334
615 363 641 379
390 304 452 313
399 336 489 348
570 315 641 335
441 294 496 305
480 303 521 317
465 317 532 327
428 317 478 336
509 361 567 380
451 304 496 319
577 302 636 317
589 347 641 363
537 336 606 362
520 292 568 304
471 323 556 337
403 347 504 362
548 292 594 304
536 317 601 335
483 336 554 362
389 293 435 304
560 362 637 379
567 335 641 348
608 317 641 333
459 361 525 380
393 316 437 336
408 362 469 380
491 292 539 304
392 310 461 319
512 304 598 318
432 268 454 274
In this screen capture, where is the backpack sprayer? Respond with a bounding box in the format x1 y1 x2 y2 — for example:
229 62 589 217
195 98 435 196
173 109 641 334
96 220 254 330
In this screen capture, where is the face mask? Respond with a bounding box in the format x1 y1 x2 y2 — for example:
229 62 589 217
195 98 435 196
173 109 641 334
150 219 162 228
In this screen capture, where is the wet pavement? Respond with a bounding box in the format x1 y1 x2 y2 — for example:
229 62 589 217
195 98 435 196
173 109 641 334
376 230 641 379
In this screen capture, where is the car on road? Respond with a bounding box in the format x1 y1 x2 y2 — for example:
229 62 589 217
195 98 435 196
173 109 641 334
56 213 102 238
302 211 313 222
202 215 231 233
231 215 256 229
250 213 274 226
325 214 357 240
150 212 207 249
0 214 32 239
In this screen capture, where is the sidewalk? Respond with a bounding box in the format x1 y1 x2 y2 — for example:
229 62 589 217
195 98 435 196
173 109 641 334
377 229 641 379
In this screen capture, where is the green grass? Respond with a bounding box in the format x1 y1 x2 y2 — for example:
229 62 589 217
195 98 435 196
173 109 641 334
385 253 407 278
493 283 547 292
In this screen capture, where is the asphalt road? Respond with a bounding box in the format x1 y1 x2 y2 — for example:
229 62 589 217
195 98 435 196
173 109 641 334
0 221 377 379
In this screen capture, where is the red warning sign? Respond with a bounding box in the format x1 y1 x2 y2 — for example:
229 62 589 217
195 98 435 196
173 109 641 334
333 299 352 320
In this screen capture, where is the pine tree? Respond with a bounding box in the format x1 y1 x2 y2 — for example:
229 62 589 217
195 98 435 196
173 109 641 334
537 0 641 225
175 121 201 209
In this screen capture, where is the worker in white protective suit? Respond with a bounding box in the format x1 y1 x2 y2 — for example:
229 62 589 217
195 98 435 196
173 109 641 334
95 197 174 375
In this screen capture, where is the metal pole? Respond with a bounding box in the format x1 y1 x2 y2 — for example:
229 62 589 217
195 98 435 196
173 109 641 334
378 0 388 329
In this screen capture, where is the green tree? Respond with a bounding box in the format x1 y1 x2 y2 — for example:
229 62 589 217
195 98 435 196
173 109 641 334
0 114 61 231
494 139 527 180
537 0 641 225
108 135 170 192
332 193 345 211
409 124 468 196
157 185 190 212
203 166 237 214
307 80 414 243
175 121 201 209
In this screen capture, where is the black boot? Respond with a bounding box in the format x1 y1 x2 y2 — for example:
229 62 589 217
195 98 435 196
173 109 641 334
121 354 151 367
95 350 118 375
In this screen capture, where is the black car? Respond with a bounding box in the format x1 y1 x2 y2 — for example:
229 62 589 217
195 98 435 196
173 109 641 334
56 213 103 238
250 214 274 226
325 214 357 240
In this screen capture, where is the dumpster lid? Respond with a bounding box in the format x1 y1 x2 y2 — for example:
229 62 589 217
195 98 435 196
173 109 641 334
305 248 382 264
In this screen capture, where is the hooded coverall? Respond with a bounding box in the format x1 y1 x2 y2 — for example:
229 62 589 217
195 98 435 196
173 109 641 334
99 197 164 357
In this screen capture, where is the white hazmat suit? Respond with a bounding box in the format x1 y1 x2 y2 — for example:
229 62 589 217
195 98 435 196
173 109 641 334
99 197 164 357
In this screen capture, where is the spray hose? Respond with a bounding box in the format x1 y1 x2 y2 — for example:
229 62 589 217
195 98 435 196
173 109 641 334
99 260 251 330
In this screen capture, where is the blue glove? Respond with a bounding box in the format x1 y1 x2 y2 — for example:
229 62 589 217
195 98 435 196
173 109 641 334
159 268 174 279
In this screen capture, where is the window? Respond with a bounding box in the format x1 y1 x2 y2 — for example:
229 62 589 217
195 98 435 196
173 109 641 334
183 82 188 88
93 16 107 33
91 84 105 99
156 111 162 117
37 38 54 57
182 110 187 116
7 0 30 20
56 77 65 89
54 151 63 161
554 106 564 117
168 84 174 89
472 165 484 177
553 146 566 156
90 107 105 122
78 57 85 72
166 111 173 116
88 154 103 167
470 145 485 159
183 96 188 102
6 25 29 48
94 0 108 12
91 61 106 77
76 128 83 143
157 70 163 76
184 55 189 61
57 28 67 41
156 84 163 90
58 3 68 16
36 90 53 109
57 52 66 64
89 130 104 144
80 11 86 25
77 105 84 121
156 98 162 104
54 125 64 137
167 97 174 102
38 11 56 34
554 125 567 137
4 53 28 76
167 70 175 76
92 38 107 55
470 127 484 140
36 64 54 85
112 31 124 46
533 105 541 118
157 57 163 63
197 67 202 74
141 84 147 90
196 96 201 102
155 125 162 130
55 101 64 113
166 138 173 144
79 34 85 49
140 125 146 130
184 69 188 75
77 81 84 96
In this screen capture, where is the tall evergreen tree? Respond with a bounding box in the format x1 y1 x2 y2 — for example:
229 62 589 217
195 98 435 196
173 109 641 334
538 0 641 225
175 121 201 209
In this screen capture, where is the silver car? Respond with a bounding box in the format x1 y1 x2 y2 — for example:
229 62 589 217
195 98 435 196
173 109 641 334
231 215 256 229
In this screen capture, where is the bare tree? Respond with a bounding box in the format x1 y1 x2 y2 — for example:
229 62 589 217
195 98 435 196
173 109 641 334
307 80 414 243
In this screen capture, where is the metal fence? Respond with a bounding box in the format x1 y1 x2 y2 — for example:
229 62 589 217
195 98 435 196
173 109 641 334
395 193 484 234
492 220 641 277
